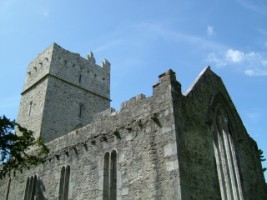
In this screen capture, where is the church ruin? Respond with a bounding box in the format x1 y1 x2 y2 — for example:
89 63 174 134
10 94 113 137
1 43 266 199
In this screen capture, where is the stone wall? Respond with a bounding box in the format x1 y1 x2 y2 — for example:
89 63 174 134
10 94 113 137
1 71 183 200
176 67 267 199
17 43 110 142
17 78 48 139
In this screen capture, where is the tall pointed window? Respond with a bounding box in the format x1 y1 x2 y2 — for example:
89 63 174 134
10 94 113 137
24 175 37 200
103 151 117 200
212 108 243 200
59 165 70 200
103 153 110 199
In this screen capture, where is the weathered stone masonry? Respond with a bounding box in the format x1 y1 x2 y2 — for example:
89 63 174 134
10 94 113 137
17 43 110 143
0 44 266 200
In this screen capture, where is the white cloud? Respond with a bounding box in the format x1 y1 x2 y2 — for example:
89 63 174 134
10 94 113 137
207 25 215 36
226 49 244 63
207 53 227 67
244 68 267 76
206 49 267 76
132 22 225 51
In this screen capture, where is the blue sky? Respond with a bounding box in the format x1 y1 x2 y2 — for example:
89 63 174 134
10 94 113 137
0 0 266 177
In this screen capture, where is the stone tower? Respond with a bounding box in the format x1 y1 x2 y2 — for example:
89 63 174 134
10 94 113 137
17 43 110 143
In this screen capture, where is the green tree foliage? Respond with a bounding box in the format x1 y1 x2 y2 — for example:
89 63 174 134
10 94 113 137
0 115 49 179
259 149 267 173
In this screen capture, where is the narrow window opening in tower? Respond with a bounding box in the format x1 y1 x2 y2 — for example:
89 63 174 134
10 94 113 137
29 102 33 116
79 103 84 118
79 74 82 84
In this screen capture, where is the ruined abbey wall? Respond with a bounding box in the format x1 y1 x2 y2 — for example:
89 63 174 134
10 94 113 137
2 71 183 200
175 68 266 199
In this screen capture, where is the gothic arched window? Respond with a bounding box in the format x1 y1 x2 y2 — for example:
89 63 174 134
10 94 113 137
24 175 37 200
103 151 117 200
59 165 70 200
212 107 243 200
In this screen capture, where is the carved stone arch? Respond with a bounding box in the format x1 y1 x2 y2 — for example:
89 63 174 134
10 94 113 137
209 93 239 140
209 92 244 200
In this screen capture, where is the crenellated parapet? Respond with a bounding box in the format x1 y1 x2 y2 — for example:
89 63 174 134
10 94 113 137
17 43 111 143
23 43 110 99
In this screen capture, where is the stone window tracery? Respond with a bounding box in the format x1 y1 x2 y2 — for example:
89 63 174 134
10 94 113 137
212 107 243 200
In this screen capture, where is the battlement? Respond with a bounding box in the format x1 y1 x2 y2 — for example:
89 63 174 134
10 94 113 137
18 44 111 143
120 94 147 109
23 43 110 99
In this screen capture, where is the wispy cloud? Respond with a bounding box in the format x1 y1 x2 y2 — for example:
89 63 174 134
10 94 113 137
132 22 225 51
207 49 267 76
207 25 215 36
235 0 267 15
